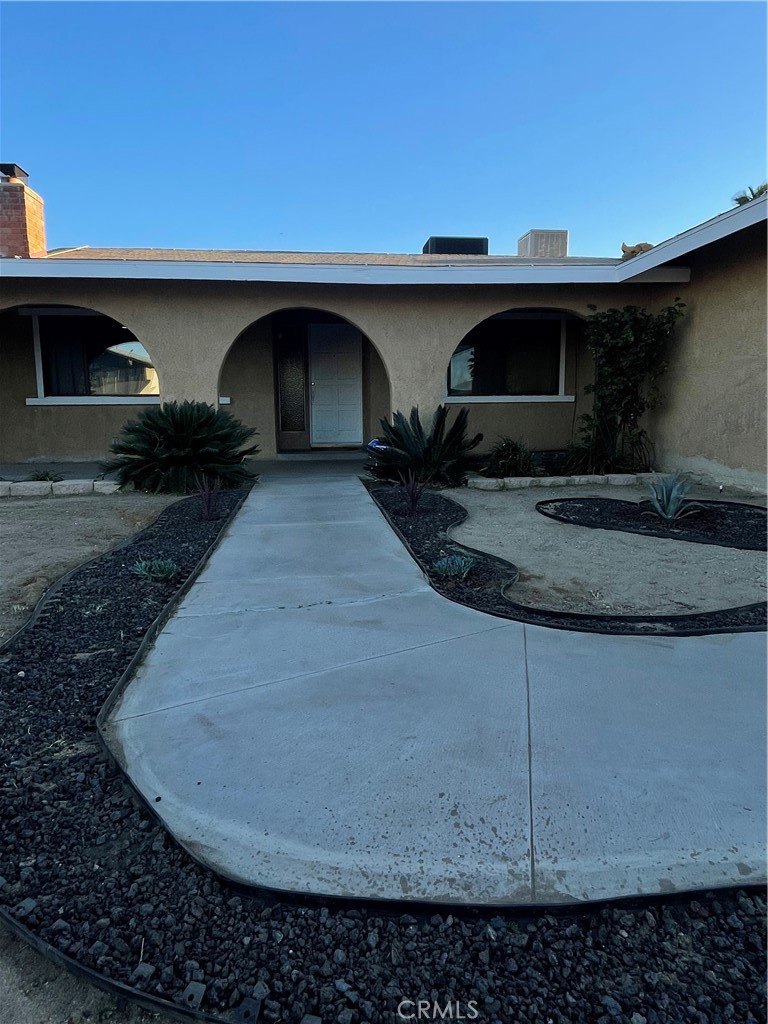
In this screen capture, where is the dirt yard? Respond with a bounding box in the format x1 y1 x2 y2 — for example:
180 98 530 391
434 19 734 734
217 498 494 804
450 482 767 615
0 492 178 1023
0 493 175 643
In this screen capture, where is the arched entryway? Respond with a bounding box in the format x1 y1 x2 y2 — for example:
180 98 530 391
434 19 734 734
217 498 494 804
219 308 391 457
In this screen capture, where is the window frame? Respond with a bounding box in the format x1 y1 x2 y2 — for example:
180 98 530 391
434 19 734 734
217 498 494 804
445 312 574 404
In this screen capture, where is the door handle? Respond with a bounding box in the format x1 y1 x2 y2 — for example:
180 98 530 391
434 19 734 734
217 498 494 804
311 381 315 402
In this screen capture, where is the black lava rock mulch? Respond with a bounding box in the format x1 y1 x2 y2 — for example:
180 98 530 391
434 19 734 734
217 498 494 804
536 497 767 552
0 487 766 1023
369 486 767 637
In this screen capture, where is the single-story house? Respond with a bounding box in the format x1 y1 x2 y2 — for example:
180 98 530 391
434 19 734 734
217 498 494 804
1 164 765 489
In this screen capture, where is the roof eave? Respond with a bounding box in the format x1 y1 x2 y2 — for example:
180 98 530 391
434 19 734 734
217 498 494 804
617 196 767 282
0 259 689 286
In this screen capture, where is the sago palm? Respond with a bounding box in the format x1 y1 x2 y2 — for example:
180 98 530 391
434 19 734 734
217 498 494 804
103 401 259 493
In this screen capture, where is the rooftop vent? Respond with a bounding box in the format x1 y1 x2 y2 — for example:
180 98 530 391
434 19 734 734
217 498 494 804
422 236 489 255
517 230 568 258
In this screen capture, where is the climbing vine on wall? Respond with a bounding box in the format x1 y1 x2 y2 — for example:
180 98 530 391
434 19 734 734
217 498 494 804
567 299 686 474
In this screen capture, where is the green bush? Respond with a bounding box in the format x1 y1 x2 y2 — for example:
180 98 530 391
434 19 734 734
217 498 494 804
367 405 483 485
567 300 685 474
482 437 536 478
103 401 259 494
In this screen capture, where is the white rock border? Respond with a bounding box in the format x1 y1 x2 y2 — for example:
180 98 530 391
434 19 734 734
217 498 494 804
1 480 121 498
466 472 658 491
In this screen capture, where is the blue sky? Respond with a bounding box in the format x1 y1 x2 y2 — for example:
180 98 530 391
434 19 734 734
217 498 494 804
1 1 765 256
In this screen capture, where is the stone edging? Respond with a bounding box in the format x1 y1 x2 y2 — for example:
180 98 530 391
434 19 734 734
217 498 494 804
0 479 120 497
467 472 658 490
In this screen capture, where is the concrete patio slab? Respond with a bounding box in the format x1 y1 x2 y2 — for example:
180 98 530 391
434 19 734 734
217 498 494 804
103 461 767 905
524 625 767 902
108 628 533 902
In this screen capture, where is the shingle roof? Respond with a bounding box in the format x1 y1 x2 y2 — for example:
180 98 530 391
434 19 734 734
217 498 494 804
45 245 620 267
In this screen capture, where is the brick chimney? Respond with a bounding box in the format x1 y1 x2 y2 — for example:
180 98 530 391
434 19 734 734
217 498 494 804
0 164 47 258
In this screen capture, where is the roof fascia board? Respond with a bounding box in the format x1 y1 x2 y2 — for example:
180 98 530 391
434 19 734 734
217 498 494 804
616 197 767 281
0 259 689 286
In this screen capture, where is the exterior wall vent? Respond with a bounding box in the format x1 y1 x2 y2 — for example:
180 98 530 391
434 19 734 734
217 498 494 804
422 236 489 255
517 230 568 258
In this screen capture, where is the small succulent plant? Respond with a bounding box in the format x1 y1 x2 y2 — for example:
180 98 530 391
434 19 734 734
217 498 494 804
642 473 704 521
433 554 475 579
130 558 181 582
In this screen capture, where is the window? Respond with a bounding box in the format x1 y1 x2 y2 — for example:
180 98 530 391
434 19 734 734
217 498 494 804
20 307 160 403
447 312 581 400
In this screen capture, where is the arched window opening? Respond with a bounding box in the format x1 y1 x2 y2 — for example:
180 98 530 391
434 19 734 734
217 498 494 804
18 306 158 398
448 310 583 399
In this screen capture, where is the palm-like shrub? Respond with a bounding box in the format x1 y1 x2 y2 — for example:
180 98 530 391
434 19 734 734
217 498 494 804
483 437 536 478
367 405 483 485
103 401 259 494
641 473 704 521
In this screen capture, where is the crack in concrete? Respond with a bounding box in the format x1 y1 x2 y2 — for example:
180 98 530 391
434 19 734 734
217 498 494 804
112 619 519 722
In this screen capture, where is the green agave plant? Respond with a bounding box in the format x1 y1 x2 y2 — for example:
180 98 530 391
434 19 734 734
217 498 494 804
367 405 483 485
103 401 259 494
130 558 180 582
641 473 704 521
432 554 475 579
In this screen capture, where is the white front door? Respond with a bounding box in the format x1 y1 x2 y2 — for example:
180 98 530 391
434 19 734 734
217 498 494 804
309 325 363 446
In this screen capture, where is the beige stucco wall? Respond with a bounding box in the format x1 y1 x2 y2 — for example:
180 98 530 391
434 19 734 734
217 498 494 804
648 223 767 490
3 264 765 471
219 319 277 457
0 307 146 461
1 277 675 461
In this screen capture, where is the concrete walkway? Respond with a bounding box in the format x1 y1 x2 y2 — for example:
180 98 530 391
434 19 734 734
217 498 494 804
103 462 766 905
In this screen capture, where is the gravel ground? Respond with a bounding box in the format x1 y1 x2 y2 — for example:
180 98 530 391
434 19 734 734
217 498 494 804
450 483 767 616
0 493 175 643
0 485 765 1023
536 497 765 551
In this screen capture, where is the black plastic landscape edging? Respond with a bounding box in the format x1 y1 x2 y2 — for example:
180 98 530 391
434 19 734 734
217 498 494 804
367 486 767 637
535 496 768 551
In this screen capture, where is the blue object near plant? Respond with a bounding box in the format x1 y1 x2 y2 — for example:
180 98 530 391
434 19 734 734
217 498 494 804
641 473 704 521
433 554 475 579
130 558 181 582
